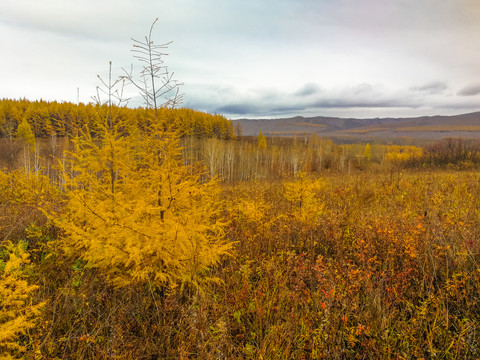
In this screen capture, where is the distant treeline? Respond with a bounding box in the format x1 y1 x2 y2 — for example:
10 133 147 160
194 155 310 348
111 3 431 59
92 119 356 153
0 98 235 139
422 137 480 166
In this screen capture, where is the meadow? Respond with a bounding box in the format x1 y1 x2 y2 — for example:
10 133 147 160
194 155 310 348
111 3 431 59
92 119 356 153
1 99 480 359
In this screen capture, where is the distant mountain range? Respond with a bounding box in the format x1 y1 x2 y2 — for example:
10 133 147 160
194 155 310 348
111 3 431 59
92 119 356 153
233 111 480 141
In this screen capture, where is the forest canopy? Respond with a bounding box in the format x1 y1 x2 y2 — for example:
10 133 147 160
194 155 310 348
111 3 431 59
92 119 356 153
0 98 235 140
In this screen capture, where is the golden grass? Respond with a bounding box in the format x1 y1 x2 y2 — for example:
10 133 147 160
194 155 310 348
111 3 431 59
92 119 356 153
395 125 480 132
342 127 387 133
287 122 327 127
266 131 315 135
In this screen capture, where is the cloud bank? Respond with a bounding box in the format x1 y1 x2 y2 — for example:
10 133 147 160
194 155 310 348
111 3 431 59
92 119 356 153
184 81 480 119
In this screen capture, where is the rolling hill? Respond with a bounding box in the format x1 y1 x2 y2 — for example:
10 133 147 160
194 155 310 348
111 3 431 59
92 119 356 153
233 111 480 141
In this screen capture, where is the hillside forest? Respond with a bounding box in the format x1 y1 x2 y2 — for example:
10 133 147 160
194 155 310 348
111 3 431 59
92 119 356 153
1 96 480 359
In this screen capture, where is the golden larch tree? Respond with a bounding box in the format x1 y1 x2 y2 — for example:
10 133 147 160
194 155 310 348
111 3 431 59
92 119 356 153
54 39 231 290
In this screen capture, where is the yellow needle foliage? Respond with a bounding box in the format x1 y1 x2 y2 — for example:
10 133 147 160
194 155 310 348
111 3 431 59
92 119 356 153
15 118 36 153
283 173 326 220
257 131 267 149
55 113 231 290
0 242 45 359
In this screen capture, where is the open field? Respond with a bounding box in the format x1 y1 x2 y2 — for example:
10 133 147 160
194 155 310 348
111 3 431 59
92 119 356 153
3 161 480 358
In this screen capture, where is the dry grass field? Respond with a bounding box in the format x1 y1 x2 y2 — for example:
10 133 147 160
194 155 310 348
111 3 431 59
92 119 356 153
2 101 480 358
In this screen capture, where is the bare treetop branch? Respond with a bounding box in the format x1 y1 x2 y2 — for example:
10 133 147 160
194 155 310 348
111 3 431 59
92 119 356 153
122 19 183 112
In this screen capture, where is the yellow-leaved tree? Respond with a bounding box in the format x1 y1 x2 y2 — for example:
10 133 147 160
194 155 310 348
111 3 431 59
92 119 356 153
54 28 230 291
15 118 37 173
0 242 45 359
57 120 230 288
283 173 326 220
15 118 36 153
257 130 267 149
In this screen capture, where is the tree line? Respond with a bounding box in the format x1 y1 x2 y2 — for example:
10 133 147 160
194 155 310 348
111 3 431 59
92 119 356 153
0 98 235 140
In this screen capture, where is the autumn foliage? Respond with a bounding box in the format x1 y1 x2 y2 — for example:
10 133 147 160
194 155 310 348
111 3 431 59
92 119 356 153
55 106 231 289
0 98 235 140
1 100 480 358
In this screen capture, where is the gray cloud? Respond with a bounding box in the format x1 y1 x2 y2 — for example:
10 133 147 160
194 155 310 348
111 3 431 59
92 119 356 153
351 83 373 95
185 82 480 119
294 83 321 97
410 81 448 94
457 83 480 96
184 83 428 118
215 103 303 117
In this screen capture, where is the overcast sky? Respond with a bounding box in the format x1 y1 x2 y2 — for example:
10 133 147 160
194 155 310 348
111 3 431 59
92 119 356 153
1 0 480 119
